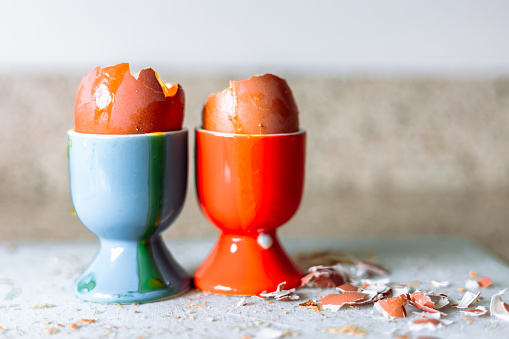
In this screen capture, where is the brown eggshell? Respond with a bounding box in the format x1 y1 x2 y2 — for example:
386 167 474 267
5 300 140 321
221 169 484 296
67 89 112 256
337 283 361 292
411 291 435 308
202 74 299 134
319 292 367 305
477 276 493 288
377 295 408 318
74 63 184 134
412 318 441 326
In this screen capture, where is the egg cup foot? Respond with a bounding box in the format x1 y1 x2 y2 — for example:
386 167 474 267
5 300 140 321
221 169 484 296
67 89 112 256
194 231 302 295
74 236 190 304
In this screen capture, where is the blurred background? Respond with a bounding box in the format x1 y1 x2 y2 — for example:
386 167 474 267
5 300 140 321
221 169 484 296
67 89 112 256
1 1 509 261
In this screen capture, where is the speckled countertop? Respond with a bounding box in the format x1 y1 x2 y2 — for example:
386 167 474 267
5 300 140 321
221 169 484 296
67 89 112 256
1 237 509 338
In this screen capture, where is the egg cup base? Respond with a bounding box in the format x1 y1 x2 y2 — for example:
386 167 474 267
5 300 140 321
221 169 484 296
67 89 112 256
194 231 302 296
73 236 191 304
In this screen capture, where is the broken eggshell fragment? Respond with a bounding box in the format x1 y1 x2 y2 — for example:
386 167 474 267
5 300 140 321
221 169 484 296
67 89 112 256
374 294 409 319
490 289 509 322
409 290 448 317
461 306 489 317
300 266 346 288
75 63 184 134
408 317 452 331
319 292 368 311
202 74 299 134
259 282 300 301
337 283 361 293
455 291 481 309
478 276 493 289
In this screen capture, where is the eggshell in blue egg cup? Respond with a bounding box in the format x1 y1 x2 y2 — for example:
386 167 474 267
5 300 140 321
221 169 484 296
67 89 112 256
67 129 190 303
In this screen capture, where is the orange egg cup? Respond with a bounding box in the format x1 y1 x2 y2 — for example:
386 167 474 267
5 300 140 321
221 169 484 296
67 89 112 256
194 128 305 295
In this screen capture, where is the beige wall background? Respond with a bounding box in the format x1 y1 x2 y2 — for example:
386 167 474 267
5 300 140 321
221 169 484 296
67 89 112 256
1 75 509 262
1 1 509 261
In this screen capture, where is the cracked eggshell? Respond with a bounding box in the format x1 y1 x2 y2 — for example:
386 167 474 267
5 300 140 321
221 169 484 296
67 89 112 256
375 295 409 318
490 289 509 321
202 74 299 134
75 63 184 134
319 292 367 306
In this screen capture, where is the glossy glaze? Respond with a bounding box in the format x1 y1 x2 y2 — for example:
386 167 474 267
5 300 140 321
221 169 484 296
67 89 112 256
202 74 299 134
75 63 184 134
68 129 190 303
194 129 305 295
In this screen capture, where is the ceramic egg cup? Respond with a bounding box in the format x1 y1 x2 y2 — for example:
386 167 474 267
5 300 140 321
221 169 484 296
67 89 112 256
194 128 305 295
67 129 190 303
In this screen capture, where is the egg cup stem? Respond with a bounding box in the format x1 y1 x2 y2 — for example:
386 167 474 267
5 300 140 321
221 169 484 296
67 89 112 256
195 231 301 295
75 236 189 303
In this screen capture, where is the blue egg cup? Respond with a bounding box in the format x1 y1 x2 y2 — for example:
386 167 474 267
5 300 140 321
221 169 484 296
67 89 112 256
67 129 191 303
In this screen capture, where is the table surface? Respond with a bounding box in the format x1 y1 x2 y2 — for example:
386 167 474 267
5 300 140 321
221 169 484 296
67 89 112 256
1 237 508 338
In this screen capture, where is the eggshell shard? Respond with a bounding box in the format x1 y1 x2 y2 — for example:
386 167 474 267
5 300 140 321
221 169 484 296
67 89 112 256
319 292 367 306
477 276 493 289
337 283 361 292
456 291 481 309
75 63 184 134
374 295 409 318
392 285 410 297
490 289 509 322
408 317 451 331
412 318 441 327
300 266 346 288
259 281 300 301
430 280 449 288
461 306 489 317
202 74 299 134
411 291 435 308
